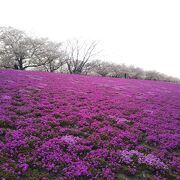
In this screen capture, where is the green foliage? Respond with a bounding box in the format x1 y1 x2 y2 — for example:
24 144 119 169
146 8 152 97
23 168 51 180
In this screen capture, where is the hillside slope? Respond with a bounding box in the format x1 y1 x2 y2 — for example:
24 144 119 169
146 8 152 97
0 70 180 179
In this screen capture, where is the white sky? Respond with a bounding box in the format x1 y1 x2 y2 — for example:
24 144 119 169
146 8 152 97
0 0 180 78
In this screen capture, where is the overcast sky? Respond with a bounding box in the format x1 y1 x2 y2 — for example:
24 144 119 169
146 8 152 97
0 0 180 78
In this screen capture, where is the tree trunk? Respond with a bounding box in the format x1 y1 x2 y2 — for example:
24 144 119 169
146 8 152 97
67 63 72 74
18 58 24 70
14 64 19 70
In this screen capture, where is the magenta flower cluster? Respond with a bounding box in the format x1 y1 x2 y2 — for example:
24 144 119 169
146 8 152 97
0 70 179 179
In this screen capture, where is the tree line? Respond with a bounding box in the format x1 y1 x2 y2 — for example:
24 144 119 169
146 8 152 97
0 26 179 83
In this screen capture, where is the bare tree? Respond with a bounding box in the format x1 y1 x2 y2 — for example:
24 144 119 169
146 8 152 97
79 60 98 75
64 39 99 74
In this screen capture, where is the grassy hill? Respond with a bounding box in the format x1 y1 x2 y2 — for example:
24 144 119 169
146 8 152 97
0 70 179 179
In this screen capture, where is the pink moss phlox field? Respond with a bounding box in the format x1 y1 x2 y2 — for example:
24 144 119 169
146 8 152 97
0 70 180 179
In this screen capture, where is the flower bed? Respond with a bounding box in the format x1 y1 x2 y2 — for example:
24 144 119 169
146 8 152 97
0 70 179 179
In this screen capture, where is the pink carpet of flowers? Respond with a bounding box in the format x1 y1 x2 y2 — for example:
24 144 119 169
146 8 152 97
0 70 179 179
